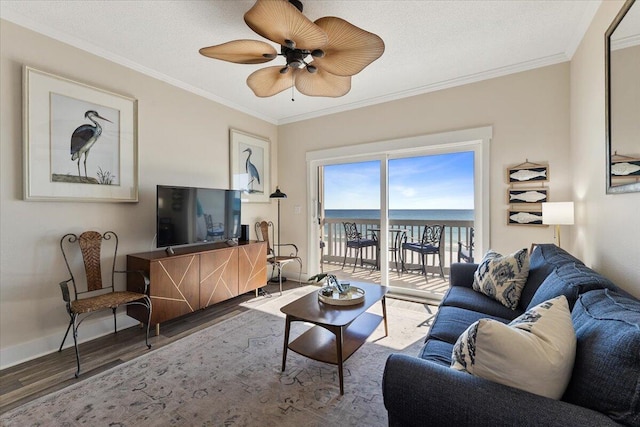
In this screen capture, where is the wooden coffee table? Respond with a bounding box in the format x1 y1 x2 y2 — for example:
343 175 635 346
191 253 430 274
280 282 388 395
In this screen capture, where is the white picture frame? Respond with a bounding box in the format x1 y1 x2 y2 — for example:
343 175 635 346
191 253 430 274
229 128 270 203
23 66 138 202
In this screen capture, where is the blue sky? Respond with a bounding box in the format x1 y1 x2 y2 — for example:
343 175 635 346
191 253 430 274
324 151 474 210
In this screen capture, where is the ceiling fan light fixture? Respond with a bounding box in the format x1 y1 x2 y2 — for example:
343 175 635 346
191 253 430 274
200 0 384 98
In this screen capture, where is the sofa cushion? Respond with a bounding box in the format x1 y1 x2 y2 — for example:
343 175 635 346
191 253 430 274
427 306 511 345
441 286 524 321
451 295 576 399
519 244 585 310
473 248 530 309
527 263 618 311
563 289 640 427
418 338 454 367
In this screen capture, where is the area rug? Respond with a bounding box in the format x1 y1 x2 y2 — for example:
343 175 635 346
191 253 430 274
0 286 431 426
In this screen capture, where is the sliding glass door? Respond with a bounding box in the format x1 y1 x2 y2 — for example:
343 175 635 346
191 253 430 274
307 126 491 301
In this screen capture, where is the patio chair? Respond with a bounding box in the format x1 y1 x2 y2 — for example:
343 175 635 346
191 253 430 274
401 224 445 280
342 222 378 272
255 221 302 295
58 231 152 378
457 227 474 263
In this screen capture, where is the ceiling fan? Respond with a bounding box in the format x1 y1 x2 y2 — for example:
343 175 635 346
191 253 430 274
199 0 385 98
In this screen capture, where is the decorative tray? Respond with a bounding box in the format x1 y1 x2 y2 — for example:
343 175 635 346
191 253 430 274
318 286 365 306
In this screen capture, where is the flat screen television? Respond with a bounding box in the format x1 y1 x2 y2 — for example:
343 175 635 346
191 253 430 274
156 185 241 248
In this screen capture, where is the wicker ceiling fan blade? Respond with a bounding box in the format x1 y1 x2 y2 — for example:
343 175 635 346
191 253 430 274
295 67 351 97
244 0 328 50
312 17 385 76
199 40 277 64
247 66 295 97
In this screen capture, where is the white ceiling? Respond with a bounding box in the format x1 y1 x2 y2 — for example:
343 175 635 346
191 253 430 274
0 1 602 125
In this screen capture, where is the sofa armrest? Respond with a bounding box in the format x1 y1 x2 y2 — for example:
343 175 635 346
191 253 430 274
449 262 478 288
382 354 618 427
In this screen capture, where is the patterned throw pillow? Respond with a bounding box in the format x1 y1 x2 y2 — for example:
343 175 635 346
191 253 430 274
473 248 530 309
451 295 576 399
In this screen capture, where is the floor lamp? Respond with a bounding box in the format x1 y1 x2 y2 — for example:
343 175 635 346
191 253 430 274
269 186 287 282
542 202 574 248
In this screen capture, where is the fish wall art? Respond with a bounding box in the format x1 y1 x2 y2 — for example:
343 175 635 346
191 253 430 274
508 189 549 203
507 166 549 183
508 210 544 226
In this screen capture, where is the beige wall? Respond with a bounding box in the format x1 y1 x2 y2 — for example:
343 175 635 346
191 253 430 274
0 20 276 367
570 1 639 295
279 63 572 275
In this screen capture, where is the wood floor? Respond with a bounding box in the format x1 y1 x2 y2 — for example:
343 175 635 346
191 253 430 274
0 281 432 415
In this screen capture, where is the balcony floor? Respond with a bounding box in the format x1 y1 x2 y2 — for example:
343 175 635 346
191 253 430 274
320 260 450 303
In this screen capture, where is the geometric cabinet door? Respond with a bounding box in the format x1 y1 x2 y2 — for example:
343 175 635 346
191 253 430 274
148 254 200 324
200 247 239 308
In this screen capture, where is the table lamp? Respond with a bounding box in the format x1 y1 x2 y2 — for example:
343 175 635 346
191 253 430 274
542 202 574 248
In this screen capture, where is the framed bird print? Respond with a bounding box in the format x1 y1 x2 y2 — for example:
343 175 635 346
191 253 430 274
23 66 138 202
229 128 270 203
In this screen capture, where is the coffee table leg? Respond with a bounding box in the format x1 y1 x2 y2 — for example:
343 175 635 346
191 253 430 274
282 315 291 371
336 327 344 395
382 295 388 337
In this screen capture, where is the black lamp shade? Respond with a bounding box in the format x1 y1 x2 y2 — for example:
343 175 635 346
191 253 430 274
270 187 287 198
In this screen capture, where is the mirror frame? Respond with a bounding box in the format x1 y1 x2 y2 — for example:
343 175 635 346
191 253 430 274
605 0 640 194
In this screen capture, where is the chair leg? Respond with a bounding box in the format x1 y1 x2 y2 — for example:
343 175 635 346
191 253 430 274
59 317 73 352
342 249 348 269
144 296 152 349
112 307 117 334
353 248 359 273
71 314 81 378
278 264 283 296
438 253 445 278
421 253 429 282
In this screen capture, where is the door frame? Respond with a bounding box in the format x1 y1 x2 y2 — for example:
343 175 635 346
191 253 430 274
306 126 492 297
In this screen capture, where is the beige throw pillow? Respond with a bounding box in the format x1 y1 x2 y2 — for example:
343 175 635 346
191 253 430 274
451 295 576 399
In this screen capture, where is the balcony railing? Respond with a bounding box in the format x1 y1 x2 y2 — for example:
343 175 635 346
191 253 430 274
321 218 474 275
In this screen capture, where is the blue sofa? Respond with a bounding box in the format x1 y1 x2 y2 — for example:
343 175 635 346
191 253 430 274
383 244 640 427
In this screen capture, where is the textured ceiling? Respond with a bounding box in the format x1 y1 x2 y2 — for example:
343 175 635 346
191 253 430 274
0 1 601 124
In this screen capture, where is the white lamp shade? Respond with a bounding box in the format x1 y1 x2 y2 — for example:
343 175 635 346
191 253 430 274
542 202 574 225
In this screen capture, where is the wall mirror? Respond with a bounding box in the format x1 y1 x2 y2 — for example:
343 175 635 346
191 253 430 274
606 0 640 194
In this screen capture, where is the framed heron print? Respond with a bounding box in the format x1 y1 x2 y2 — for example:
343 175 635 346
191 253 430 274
230 128 270 203
23 67 138 202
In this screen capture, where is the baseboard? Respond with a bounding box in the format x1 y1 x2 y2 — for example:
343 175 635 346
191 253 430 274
0 313 139 370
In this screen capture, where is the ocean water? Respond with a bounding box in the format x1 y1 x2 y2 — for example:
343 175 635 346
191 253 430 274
325 209 474 221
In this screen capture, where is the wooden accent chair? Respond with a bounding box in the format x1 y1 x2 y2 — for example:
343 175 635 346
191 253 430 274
59 231 152 377
401 224 445 280
255 221 302 295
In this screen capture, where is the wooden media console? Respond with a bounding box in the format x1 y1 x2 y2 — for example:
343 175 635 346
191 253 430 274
126 241 267 334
